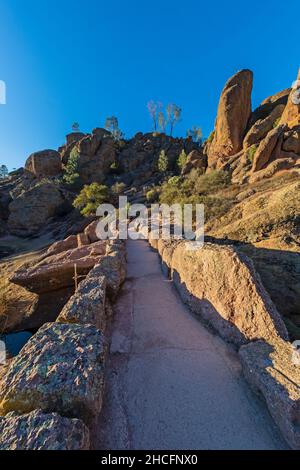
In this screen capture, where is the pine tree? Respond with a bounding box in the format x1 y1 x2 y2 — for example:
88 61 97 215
158 150 168 172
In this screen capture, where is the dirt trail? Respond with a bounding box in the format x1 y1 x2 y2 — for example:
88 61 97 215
96 240 287 450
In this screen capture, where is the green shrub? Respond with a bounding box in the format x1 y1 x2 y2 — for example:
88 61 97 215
177 150 187 171
73 183 110 216
158 170 233 222
63 147 81 187
190 170 231 195
157 150 168 172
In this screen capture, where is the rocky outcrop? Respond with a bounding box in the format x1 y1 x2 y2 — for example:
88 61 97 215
252 125 285 172
7 180 71 237
239 338 300 449
181 149 207 175
69 128 116 184
248 88 290 128
282 127 300 153
10 241 107 293
0 322 106 426
0 410 90 450
25 150 62 178
243 104 285 149
117 132 198 186
280 69 300 128
207 70 253 169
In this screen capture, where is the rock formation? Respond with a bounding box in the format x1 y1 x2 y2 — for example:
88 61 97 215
25 150 62 178
207 69 253 169
279 68 300 128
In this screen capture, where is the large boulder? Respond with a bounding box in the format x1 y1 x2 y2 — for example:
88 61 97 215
252 125 285 172
0 323 106 426
207 70 253 168
282 127 300 154
10 241 107 294
239 338 300 449
66 132 86 146
0 410 89 450
25 150 62 178
170 241 288 346
7 180 70 237
181 149 207 175
248 88 290 128
74 128 116 184
243 104 285 149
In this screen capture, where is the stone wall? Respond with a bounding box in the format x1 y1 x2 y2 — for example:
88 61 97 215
148 236 300 449
0 240 126 450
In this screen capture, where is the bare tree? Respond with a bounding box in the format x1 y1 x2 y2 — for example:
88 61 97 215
187 126 202 144
166 104 182 136
105 116 124 140
158 111 167 133
147 100 158 131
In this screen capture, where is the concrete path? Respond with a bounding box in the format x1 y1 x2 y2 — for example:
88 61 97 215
95 240 287 450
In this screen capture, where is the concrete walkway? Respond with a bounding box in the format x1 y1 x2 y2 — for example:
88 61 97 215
96 240 287 450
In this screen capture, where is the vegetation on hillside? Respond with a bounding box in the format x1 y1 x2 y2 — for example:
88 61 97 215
63 147 81 187
146 169 234 223
73 183 110 216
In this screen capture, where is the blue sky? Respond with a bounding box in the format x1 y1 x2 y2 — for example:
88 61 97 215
0 0 299 170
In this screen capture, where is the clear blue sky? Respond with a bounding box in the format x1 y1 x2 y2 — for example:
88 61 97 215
0 0 299 170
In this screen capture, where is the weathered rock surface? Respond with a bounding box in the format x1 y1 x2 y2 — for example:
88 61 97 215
280 69 300 128
57 274 107 330
282 127 300 154
181 149 207 175
243 105 285 149
90 242 126 299
46 234 78 256
239 339 300 449
0 323 106 426
11 241 106 293
169 241 288 346
7 180 70 237
252 125 285 172
207 70 253 168
73 128 116 184
248 88 290 128
0 410 90 450
84 220 100 243
25 150 62 178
